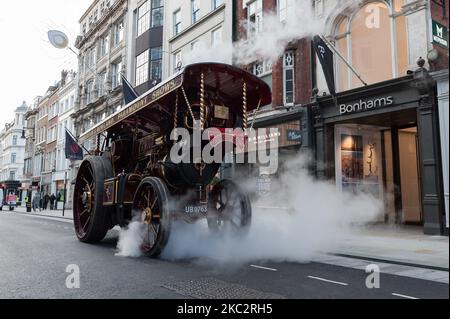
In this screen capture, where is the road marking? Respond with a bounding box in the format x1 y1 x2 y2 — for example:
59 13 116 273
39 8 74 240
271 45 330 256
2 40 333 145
307 276 349 286
392 293 419 299
250 265 278 272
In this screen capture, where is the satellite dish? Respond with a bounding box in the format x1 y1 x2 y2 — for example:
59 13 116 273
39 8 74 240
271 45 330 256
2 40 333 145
48 30 69 49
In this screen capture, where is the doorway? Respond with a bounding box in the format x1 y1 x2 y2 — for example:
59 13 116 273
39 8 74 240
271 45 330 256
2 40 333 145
384 127 422 225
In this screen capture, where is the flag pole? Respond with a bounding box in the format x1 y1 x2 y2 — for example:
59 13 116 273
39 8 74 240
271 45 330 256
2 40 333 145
319 34 368 86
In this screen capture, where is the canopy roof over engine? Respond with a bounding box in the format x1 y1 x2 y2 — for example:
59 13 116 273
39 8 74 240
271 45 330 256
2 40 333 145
79 62 272 143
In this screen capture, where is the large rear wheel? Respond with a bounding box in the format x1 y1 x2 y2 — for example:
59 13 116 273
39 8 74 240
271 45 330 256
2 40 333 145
73 156 112 243
131 177 171 257
207 180 251 234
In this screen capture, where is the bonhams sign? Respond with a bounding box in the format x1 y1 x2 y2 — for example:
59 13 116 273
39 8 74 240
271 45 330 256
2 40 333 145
339 96 394 115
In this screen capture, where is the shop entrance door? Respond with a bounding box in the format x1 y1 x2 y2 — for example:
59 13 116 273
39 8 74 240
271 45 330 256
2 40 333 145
398 127 422 224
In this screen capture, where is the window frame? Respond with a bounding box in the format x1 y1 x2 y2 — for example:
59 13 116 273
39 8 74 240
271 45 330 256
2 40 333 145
173 9 181 35
191 0 200 24
283 51 295 106
151 0 164 28
137 0 150 37
333 1 406 91
135 50 149 86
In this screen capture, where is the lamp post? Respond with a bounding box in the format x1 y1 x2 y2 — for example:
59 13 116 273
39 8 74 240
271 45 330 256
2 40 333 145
62 171 67 217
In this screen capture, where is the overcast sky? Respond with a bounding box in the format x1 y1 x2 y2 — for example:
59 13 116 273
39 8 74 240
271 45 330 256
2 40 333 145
0 0 92 130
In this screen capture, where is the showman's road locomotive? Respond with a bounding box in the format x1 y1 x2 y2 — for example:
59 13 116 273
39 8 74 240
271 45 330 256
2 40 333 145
74 63 271 256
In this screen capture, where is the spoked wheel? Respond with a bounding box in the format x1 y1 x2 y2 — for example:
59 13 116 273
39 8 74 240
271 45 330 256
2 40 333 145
73 156 112 243
131 177 171 257
207 180 251 234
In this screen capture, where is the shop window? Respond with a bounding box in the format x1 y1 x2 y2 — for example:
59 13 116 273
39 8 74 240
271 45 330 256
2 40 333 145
334 1 408 91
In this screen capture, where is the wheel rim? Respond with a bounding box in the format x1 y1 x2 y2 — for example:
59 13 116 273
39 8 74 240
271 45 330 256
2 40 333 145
74 162 95 237
210 183 250 231
132 182 163 253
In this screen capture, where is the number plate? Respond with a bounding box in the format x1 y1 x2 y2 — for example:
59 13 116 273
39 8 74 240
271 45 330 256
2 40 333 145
185 205 208 214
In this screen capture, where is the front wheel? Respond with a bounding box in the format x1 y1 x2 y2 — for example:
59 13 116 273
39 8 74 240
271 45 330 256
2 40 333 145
73 156 112 243
131 177 171 257
207 180 252 234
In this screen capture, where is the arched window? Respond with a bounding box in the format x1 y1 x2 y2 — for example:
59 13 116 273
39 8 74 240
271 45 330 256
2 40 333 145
334 0 408 91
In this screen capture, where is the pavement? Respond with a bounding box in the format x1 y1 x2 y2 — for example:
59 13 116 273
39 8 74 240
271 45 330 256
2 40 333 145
0 211 448 299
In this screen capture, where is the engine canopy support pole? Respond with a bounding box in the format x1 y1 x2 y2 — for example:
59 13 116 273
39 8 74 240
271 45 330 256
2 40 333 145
174 89 179 142
243 81 248 131
200 72 205 131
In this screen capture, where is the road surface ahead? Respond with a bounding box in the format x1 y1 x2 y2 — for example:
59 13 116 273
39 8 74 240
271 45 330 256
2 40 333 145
0 211 447 299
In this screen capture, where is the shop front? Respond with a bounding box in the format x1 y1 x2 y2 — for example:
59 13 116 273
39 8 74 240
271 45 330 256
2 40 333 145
312 69 445 235
224 108 311 198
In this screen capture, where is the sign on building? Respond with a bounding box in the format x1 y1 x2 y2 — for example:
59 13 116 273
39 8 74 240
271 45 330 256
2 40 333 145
432 20 448 48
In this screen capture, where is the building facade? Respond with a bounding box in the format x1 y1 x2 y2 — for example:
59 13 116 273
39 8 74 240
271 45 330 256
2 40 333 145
310 0 447 235
163 0 232 78
54 71 77 209
73 0 130 150
429 0 449 234
128 0 165 95
24 96 41 200
232 0 314 183
0 102 28 203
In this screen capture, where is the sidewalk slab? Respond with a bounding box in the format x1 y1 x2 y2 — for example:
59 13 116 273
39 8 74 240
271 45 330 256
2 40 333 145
332 224 449 270
13 206 73 220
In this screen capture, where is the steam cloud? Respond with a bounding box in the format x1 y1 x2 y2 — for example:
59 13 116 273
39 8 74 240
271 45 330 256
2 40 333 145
184 0 362 66
115 155 382 263
161 155 381 263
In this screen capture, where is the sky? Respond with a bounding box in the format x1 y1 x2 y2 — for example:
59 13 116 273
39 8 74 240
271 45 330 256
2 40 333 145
0 0 92 130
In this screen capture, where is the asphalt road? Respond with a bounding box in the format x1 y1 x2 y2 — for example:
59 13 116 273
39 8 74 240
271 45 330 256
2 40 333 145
0 211 448 299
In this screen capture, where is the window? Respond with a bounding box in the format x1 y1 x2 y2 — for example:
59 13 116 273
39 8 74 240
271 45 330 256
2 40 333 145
112 60 122 88
9 171 15 181
11 153 16 164
283 51 295 105
89 47 96 66
247 0 263 37
86 80 94 104
135 50 149 86
12 135 18 146
150 46 162 83
192 0 200 24
113 20 124 46
253 60 272 77
151 0 164 27
100 33 110 56
212 0 222 10
173 51 182 73
98 72 107 97
173 10 181 35
334 1 408 91
137 1 150 37
278 0 294 22
211 27 222 47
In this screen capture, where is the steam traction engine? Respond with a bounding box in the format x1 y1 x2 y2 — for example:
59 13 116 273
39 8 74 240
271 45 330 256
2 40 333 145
73 63 271 257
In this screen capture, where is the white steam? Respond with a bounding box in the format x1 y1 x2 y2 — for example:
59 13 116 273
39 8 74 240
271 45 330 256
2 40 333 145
115 220 145 258
160 155 382 263
184 0 362 66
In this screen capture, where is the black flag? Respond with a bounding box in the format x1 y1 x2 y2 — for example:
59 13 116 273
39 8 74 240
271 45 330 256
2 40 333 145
313 35 336 96
121 74 138 105
65 129 83 160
